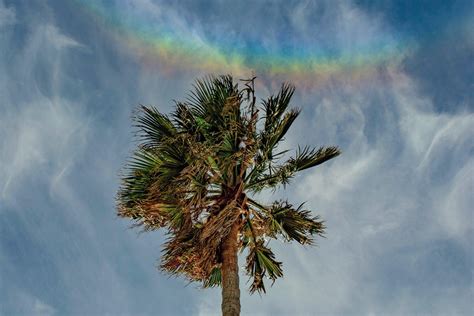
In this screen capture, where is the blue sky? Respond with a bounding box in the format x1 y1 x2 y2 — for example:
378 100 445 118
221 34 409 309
0 0 473 315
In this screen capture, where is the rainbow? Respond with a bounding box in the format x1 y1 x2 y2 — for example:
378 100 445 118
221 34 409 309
72 0 411 87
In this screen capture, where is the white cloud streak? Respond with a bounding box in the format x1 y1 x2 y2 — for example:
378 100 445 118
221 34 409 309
246 67 473 315
0 22 88 203
0 3 197 315
0 1 15 27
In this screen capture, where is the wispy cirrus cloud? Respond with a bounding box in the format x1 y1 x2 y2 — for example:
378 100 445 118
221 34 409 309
0 20 88 203
0 1 15 27
0 2 199 315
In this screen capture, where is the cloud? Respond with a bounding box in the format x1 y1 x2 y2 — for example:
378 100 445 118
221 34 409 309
33 298 57 316
0 22 88 204
0 289 56 316
43 24 83 48
0 2 200 314
251 66 473 315
289 0 399 56
0 1 15 27
434 159 473 242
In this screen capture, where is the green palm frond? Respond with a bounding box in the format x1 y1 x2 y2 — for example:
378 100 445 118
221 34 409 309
161 203 186 230
247 145 341 192
262 83 295 131
118 149 161 207
172 102 200 136
134 105 176 149
265 200 325 244
186 75 238 129
127 148 161 172
258 84 299 163
203 267 222 288
150 143 189 189
246 239 283 294
259 109 300 161
187 76 217 118
289 146 341 171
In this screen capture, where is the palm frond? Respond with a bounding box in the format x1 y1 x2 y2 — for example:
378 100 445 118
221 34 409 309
259 109 300 161
265 200 325 244
203 267 222 288
134 105 176 149
257 84 298 163
198 202 241 273
187 76 217 118
172 102 200 136
262 83 295 131
118 149 162 207
160 227 201 277
289 146 341 171
246 239 283 294
247 145 341 192
186 75 238 131
161 203 186 230
151 143 189 188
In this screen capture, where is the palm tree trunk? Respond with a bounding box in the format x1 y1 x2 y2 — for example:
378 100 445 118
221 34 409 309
221 220 240 316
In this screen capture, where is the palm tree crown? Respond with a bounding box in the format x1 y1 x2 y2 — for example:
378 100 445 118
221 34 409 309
117 75 340 313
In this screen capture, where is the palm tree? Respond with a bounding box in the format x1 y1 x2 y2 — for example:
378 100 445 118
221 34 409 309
117 75 340 316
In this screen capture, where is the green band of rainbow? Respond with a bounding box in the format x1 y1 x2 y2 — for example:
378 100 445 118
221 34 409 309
73 0 411 85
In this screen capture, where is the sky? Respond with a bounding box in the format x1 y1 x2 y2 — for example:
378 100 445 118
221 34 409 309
0 0 473 315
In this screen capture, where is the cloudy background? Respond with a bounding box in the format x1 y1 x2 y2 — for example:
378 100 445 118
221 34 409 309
1 0 473 315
